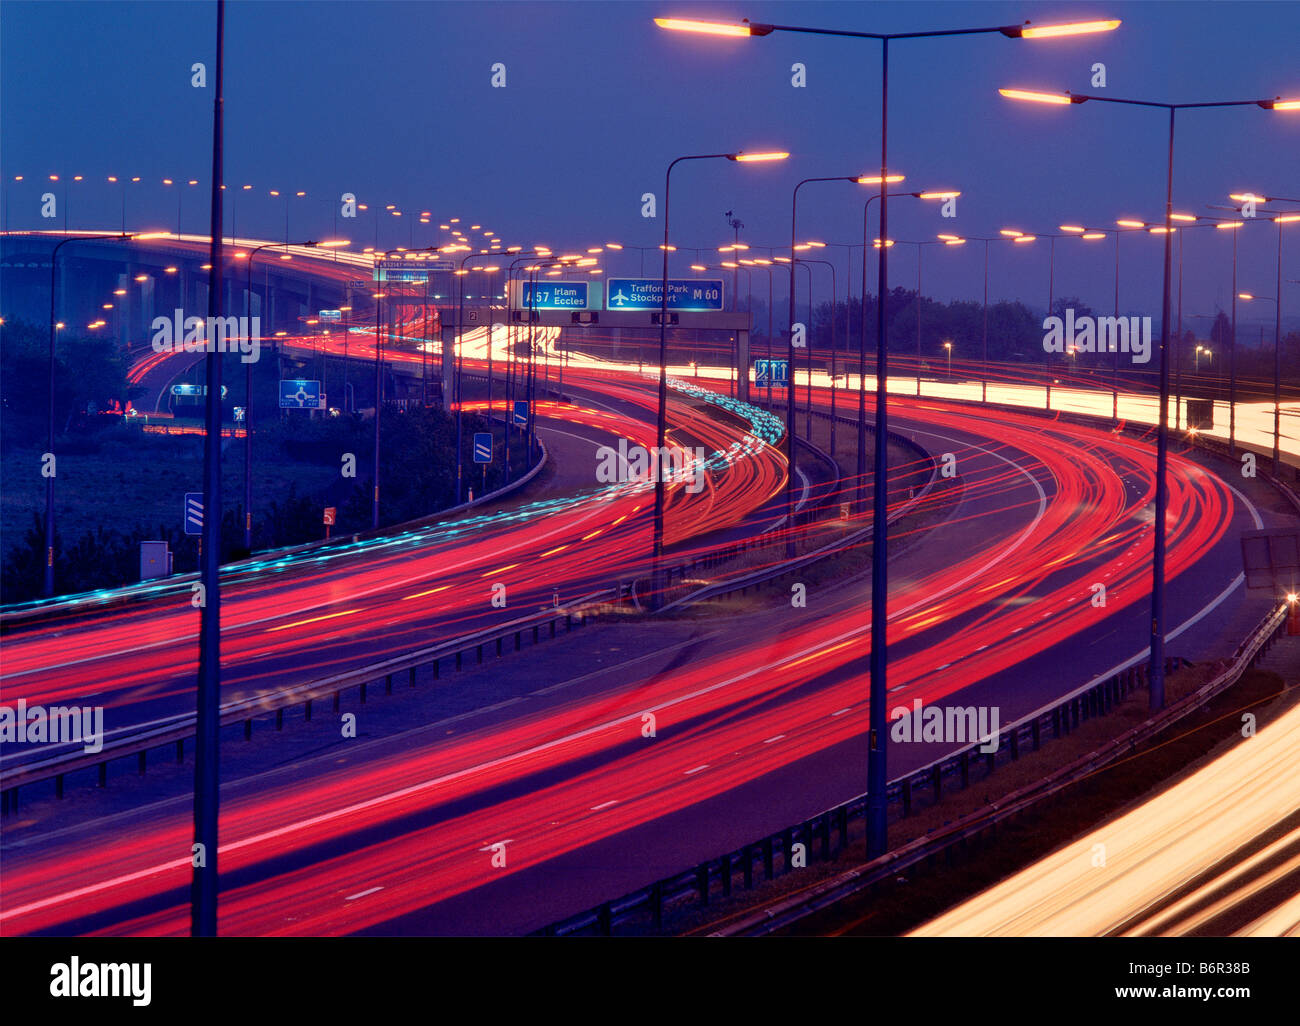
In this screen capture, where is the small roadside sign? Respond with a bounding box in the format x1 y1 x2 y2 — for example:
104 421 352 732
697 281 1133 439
184 493 204 536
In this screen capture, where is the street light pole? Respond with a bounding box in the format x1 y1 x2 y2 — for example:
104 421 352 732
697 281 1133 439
652 150 787 606
44 236 75 598
661 8 1121 859
192 0 225 939
45 230 157 596
1000 85 1296 712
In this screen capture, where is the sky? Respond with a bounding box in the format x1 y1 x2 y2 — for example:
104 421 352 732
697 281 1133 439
2 0 1298 333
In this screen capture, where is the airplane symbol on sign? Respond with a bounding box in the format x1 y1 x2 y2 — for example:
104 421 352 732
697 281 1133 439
610 289 630 306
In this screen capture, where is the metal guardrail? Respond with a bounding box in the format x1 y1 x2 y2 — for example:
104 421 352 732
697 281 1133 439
0 585 608 813
535 600 1288 936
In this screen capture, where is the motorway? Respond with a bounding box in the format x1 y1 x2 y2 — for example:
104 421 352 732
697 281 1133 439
2 394 1281 935
0 238 1290 936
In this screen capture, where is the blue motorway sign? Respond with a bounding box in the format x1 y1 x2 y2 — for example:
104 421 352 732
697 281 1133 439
513 400 529 427
473 432 492 463
519 280 589 310
184 492 204 536
605 278 724 312
755 359 789 387
373 259 432 284
280 379 324 409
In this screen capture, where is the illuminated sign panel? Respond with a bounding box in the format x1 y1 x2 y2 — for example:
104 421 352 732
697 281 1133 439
605 277 724 312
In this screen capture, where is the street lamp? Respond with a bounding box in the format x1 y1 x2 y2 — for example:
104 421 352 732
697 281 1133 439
999 84 1297 712
662 10 1119 860
44 230 166 596
857 188 953 510
238 238 347 549
943 339 953 378
651 149 787 607
1237 287 1283 472
1230 197 1300 473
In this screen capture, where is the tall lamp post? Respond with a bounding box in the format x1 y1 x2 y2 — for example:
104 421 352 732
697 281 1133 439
45 230 164 596
857 187 955 508
1230 193 1300 474
193 0 226 939
800 257 837 437
1000 85 1297 713
239 238 346 549
661 11 1121 858
651 149 788 608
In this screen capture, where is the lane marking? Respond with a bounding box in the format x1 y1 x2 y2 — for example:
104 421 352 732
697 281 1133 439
266 609 360 633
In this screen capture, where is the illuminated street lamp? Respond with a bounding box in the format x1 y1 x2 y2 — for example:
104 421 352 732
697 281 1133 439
660 11 1119 857
44 230 164 597
651 149 787 607
1230 197 1300 473
943 339 953 378
238 238 347 549
1000 84 1298 712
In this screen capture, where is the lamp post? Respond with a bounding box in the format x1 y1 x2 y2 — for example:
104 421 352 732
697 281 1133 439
268 189 307 246
1237 289 1280 469
457 250 537 503
944 339 953 377
800 257 836 439
790 178 863 556
661 9 1119 858
1229 195 1300 473
239 238 345 549
192 0 225 939
651 150 788 607
44 230 163 596
858 188 955 508
1000 85 1297 713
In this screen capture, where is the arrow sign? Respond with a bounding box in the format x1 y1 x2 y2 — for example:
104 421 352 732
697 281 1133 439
754 359 788 387
513 400 528 427
473 433 492 464
323 506 337 526
184 493 204 536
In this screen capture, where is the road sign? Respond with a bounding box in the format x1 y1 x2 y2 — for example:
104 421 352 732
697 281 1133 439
233 406 245 422
518 280 590 310
605 277 724 312
318 309 343 322
513 400 528 427
184 493 204 536
373 259 430 284
170 384 228 398
473 432 492 463
755 359 788 387
323 506 337 526
279 379 324 409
